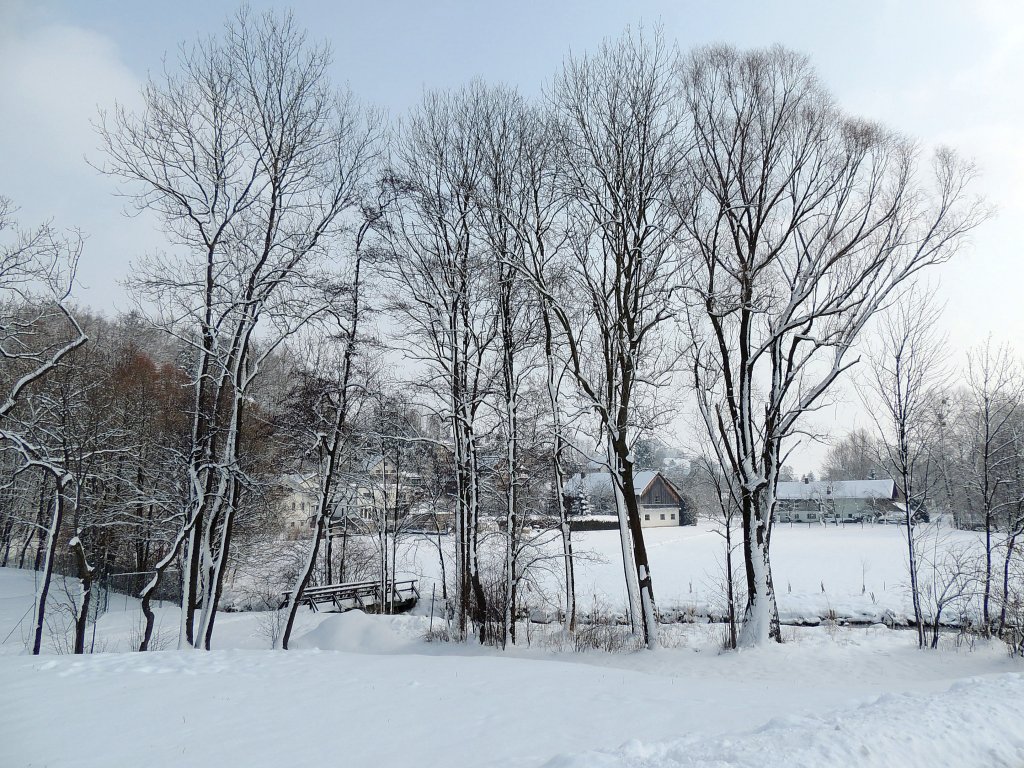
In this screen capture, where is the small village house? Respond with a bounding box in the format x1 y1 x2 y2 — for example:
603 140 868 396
775 478 903 522
565 470 690 528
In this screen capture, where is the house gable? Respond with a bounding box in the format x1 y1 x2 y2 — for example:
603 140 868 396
638 474 682 507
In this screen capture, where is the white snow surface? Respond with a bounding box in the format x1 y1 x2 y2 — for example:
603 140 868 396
2 565 1023 768
547 674 1024 767
354 521 990 626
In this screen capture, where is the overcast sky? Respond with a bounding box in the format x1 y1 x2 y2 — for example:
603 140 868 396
1 0 1021 468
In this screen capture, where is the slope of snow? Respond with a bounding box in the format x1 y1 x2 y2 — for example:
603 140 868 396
546 674 1024 767
2 631 1019 768
3 566 1022 768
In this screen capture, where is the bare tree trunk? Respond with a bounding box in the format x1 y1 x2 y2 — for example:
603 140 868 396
738 491 781 647
904 496 926 649
724 515 737 650
31 482 68 655
339 516 350 582
202 484 239 650
69 534 94 655
622 466 658 648
607 441 642 638
139 511 199 652
537 294 575 634
324 531 333 585
999 533 1017 636
281 515 325 650
983 512 993 631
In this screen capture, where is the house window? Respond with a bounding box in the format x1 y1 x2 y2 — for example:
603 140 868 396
660 513 665 520
644 514 650 521
670 513 676 520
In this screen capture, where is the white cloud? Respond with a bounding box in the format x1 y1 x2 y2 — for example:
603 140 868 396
0 15 152 310
0 21 139 171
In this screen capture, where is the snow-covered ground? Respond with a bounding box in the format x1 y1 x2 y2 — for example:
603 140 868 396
349 521 985 625
2 560 1023 768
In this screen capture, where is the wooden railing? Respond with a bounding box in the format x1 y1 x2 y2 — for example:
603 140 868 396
282 579 419 613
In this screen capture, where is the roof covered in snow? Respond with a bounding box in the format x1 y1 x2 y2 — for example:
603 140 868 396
279 473 318 492
565 470 665 497
776 479 896 500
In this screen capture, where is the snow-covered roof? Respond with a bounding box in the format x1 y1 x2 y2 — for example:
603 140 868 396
776 479 896 500
565 470 663 497
279 473 317 492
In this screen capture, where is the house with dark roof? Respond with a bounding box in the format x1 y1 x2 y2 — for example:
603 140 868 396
565 470 690 528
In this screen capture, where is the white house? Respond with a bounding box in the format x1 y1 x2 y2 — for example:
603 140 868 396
565 470 687 528
775 478 900 522
277 473 320 533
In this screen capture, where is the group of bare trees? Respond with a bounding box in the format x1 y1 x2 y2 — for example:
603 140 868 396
820 312 1024 649
97 8 383 650
378 31 982 649
2 11 987 654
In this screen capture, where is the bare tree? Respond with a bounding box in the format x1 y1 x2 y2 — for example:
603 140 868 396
98 8 382 649
468 88 580 635
279 199 381 649
961 339 1022 630
689 449 742 648
470 85 546 647
865 287 948 648
0 198 88 654
382 84 497 642
822 429 880 481
997 418 1024 638
544 27 687 648
917 528 978 649
680 45 985 646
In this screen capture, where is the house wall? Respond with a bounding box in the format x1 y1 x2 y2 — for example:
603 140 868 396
640 505 680 527
280 488 317 530
780 498 890 522
792 508 820 522
639 476 684 527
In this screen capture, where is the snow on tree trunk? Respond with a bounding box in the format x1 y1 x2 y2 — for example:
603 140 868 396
30 482 68 655
738 521 778 647
607 440 642 639
69 533 95 655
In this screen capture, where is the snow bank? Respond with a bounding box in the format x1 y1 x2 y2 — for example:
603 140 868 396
2 558 1020 768
545 674 1024 768
290 609 412 653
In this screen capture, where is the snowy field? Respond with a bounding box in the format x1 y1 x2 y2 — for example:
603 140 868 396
3 555 1024 767
356 521 987 626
